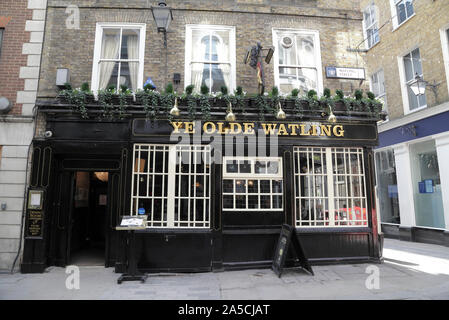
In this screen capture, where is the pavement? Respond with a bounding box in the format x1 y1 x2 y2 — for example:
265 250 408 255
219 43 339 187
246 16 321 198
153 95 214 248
1 238 449 300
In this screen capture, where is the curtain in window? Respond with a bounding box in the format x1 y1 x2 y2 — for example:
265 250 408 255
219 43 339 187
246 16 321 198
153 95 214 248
99 33 120 90
127 34 139 91
218 38 230 90
192 40 206 92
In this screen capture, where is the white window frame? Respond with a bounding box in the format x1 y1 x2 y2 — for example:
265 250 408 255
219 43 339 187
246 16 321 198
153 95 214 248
363 2 380 49
369 69 388 120
294 147 368 228
131 144 211 229
222 156 284 212
389 0 415 30
184 24 236 93
440 24 449 98
91 23 146 93
398 47 427 115
272 28 323 95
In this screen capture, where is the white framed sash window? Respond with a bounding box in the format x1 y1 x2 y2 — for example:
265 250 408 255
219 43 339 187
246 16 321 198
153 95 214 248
185 25 236 93
272 28 323 95
91 23 146 93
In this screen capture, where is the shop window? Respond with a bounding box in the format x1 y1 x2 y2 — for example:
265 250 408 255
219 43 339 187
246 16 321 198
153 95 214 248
363 3 379 49
273 29 323 95
402 48 426 113
294 147 368 227
370 69 388 120
131 144 211 228
91 23 146 93
222 157 283 211
410 140 445 229
375 149 400 224
185 25 236 93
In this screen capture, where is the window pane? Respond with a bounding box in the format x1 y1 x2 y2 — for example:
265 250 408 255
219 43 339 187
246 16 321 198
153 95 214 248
235 180 246 193
410 140 445 229
98 61 119 90
397 3 406 24
121 29 140 60
101 29 120 59
260 180 270 193
272 180 283 193
296 35 315 66
279 67 297 84
223 195 233 209
223 179 234 193
248 195 258 209
405 0 414 17
411 49 422 76
404 53 413 81
248 180 258 193
236 195 246 209
260 195 270 209
278 34 296 65
239 160 251 173
226 160 238 173
255 161 267 174
299 68 318 92
215 30 230 62
267 161 279 174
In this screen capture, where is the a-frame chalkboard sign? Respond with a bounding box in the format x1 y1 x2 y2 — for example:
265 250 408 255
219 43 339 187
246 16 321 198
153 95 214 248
272 224 314 277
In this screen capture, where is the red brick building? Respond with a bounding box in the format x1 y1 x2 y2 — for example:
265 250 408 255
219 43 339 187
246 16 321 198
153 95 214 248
0 0 46 272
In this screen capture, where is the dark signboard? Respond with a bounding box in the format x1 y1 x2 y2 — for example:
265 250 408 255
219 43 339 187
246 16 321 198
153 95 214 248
25 210 44 239
133 119 378 142
272 224 313 277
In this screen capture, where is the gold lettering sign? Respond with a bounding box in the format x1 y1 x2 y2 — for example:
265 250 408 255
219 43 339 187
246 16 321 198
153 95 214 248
171 121 345 138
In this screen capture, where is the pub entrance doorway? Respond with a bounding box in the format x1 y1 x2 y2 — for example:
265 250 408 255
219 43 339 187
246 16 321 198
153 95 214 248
69 171 109 266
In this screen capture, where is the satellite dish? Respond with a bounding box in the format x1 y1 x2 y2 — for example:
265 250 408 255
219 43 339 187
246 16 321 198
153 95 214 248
0 97 12 114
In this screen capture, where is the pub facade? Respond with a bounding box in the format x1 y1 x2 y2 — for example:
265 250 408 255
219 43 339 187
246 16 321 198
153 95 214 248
20 0 384 273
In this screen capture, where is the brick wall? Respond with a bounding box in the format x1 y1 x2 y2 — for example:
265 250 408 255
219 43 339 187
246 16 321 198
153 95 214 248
0 1 32 115
360 0 449 121
0 0 46 272
38 0 368 98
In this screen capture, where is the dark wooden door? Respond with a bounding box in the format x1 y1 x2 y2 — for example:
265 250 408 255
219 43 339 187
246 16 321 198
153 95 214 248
52 170 75 266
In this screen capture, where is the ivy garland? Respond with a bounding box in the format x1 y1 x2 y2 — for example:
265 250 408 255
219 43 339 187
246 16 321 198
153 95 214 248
58 83 385 121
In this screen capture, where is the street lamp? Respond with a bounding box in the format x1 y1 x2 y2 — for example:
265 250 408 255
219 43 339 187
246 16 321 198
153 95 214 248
409 73 441 99
151 1 173 47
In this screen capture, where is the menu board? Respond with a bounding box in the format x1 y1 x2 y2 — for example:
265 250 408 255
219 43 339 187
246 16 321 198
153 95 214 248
25 210 44 239
272 224 314 277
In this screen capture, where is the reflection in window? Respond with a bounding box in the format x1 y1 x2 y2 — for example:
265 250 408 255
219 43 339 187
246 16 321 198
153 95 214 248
275 30 320 94
375 149 400 224
222 157 283 211
294 147 368 227
188 26 233 93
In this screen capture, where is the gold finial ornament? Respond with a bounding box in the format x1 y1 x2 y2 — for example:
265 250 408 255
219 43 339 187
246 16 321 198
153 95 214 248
276 102 286 119
169 97 180 116
226 102 236 122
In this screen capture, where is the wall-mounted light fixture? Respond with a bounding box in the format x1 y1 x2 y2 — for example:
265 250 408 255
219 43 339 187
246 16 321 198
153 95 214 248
409 72 441 101
151 1 173 48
